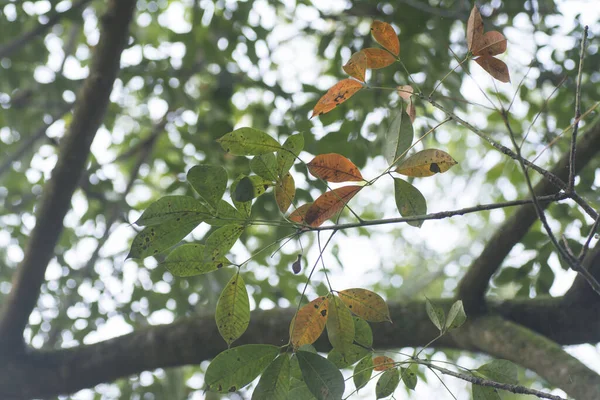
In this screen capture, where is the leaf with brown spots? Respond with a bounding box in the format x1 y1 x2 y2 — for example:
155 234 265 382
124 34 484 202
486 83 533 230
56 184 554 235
290 296 329 349
326 294 355 354
162 243 231 276
304 186 363 227
363 48 396 69
311 79 363 118
474 55 511 83
371 21 400 56
373 356 396 371
275 173 295 213
203 224 245 264
342 51 367 82
395 149 457 177
288 203 312 224
338 288 392 322
473 31 507 57
307 153 364 183
466 6 484 53
215 272 250 345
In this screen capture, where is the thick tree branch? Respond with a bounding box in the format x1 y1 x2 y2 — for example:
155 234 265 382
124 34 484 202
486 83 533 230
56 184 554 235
0 0 136 352
457 120 600 313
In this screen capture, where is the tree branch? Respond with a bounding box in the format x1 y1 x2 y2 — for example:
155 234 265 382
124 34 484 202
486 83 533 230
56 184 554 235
0 0 136 353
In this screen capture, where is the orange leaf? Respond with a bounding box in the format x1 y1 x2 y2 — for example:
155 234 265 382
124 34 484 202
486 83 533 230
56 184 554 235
466 6 484 53
275 173 295 213
474 56 511 83
396 85 413 101
290 296 329 349
307 153 364 182
289 203 312 224
338 288 392 322
304 186 362 227
311 79 364 118
343 51 367 82
371 21 400 56
373 356 395 371
362 48 396 69
473 31 507 56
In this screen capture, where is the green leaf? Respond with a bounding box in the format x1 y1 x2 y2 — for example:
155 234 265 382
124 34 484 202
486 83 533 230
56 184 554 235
204 200 246 226
353 317 373 347
252 354 290 400
472 384 501 400
135 196 210 226
327 344 369 368
384 108 413 166
401 364 418 390
288 379 317 400
186 165 228 208
217 127 282 155
296 350 345 400
425 298 445 332
476 360 518 385
326 295 355 354
231 175 252 216
205 344 279 393
233 175 273 203
353 355 373 391
216 272 250 345
376 368 400 399
445 300 467 330
203 224 245 264
162 244 230 276
393 178 427 228
277 133 304 178
251 153 278 181
128 215 204 259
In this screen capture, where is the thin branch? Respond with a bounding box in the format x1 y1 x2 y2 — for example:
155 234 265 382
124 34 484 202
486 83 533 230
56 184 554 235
568 26 589 191
416 360 566 400
579 214 600 262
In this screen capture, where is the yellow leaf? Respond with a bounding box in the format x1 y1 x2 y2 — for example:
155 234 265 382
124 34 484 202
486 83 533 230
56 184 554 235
362 48 396 69
466 6 484 53
290 296 329 349
342 51 367 82
371 21 400 56
304 186 362 227
338 288 392 322
307 153 364 182
395 149 457 177
311 79 363 118
275 173 295 213
373 356 395 371
474 56 511 83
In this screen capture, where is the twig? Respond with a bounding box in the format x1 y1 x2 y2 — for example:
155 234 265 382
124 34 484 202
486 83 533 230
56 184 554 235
579 213 600 262
568 26 588 191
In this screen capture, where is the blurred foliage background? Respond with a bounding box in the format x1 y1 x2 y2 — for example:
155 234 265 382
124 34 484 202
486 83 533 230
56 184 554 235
0 0 599 398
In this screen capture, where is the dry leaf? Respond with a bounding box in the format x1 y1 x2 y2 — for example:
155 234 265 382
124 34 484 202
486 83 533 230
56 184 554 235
473 31 507 56
311 79 364 118
289 203 312 224
395 149 457 177
407 98 416 124
466 6 484 53
371 21 400 56
304 186 362 227
343 51 367 82
307 153 364 182
362 48 396 69
373 356 395 371
474 56 511 83
397 85 413 101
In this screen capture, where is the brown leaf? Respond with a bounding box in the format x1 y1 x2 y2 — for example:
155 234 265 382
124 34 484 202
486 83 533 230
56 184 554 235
307 153 364 182
396 85 413 101
473 31 507 56
289 203 312 224
311 79 364 118
362 48 396 69
474 56 511 83
275 173 295 213
407 98 416 124
371 21 400 56
373 356 395 371
343 51 367 82
304 186 362 227
466 6 484 53
290 296 329 349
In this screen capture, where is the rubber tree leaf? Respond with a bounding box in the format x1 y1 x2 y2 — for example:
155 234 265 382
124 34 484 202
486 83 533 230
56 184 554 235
230 175 252 216
204 200 246 226
128 215 204 259
362 48 396 69
275 172 295 213
204 344 279 393
290 296 329 349
311 79 363 118
186 165 227 208
162 244 230 276
296 350 345 400
216 272 250 345
466 6 484 52
371 21 400 56
326 294 355 354
307 153 364 182
445 300 467 331
395 149 457 177
393 178 427 228
135 196 210 226
474 56 511 83
217 127 282 155
401 364 418 390
277 133 304 178
476 359 518 385
384 108 413 166
233 175 272 203
425 298 445 332
353 355 374 391
342 51 367 82
338 288 392 323
375 368 400 399
289 203 312 224
304 186 362 227
251 354 290 400
203 224 245 264
353 316 373 347
327 345 369 369
472 384 501 400
473 31 507 56
250 153 278 181
373 356 395 371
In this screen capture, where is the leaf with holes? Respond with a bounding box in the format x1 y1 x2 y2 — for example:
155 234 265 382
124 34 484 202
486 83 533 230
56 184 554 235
216 272 250 345
425 298 445 332
251 153 278 181
275 173 295 213
217 127 281 155
393 178 427 228
466 6 484 53
384 108 413 166
373 356 395 371
277 133 304 178
343 51 367 82
252 354 290 400
338 288 391 322
371 21 400 56
445 300 467 331
205 344 279 393
135 196 210 226
326 295 355 354
296 350 345 400
376 368 400 399
289 203 313 224
311 79 363 118
395 149 457 177
402 364 418 390
304 186 362 227
474 56 511 83
354 355 374 391
162 244 230 276
290 296 329 349
187 165 228 208
203 224 245 264
363 48 396 69
307 153 364 182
